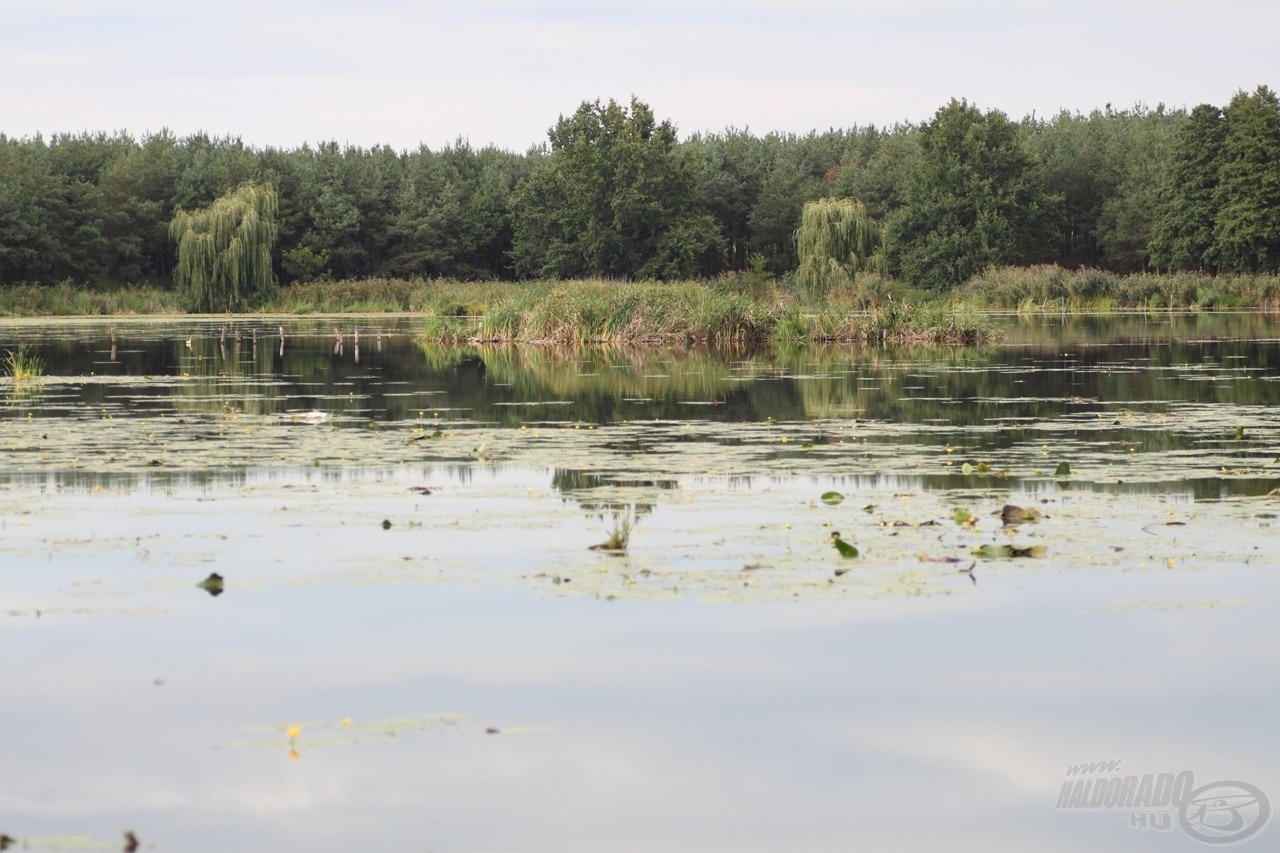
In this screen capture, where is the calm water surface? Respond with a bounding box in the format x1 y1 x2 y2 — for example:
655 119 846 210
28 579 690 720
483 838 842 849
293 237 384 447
1 313 1278 851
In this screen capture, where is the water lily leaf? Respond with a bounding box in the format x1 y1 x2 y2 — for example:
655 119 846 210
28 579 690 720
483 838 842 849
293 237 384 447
830 532 859 558
820 491 845 505
952 508 974 524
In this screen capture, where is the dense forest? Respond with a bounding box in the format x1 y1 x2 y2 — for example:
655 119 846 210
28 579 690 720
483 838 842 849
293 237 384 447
1 86 1277 298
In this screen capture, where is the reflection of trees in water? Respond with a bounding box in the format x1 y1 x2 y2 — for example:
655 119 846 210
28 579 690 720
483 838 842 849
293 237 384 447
6 316 1280 436
173 334 285 416
550 468 675 516
420 338 1280 433
0 468 238 492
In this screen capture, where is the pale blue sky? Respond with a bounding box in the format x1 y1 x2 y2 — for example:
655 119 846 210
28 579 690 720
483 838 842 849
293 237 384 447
3 0 1276 151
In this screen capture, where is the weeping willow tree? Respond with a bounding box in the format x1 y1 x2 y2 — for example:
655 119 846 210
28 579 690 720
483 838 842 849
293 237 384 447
170 182 279 312
795 198 884 296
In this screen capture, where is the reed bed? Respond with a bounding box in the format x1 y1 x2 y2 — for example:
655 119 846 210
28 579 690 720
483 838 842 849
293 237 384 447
417 279 995 346
961 266 1280 312
0 282 184 316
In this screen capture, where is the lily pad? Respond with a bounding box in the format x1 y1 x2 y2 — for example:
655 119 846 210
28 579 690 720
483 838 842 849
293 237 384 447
830 531 859 558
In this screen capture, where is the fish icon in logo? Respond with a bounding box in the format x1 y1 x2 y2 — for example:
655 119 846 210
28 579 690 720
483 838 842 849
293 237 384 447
1179 781 1271 845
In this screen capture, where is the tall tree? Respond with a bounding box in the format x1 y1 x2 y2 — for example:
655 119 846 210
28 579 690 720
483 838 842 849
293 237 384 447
1149 104 1225 271
510 97 722 280
1213 86 1280 273
884 100 1054 290
100 130 185 283
1095 105 1180 272
170 182 279 311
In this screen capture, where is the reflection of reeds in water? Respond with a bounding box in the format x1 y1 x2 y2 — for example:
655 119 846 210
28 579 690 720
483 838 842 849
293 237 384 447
173 333 287 417
416 343 1000 421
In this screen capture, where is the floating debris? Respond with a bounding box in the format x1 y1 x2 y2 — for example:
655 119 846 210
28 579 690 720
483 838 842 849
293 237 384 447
1000 504 1042 525
972 543 1047 559
281 410 330 425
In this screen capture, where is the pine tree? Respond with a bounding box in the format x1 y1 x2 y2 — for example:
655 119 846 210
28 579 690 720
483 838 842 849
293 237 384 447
1149 104 1224 271
1213 86 1280 273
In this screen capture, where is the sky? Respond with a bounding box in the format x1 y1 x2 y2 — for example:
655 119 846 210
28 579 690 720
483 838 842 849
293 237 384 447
3 0 1277 153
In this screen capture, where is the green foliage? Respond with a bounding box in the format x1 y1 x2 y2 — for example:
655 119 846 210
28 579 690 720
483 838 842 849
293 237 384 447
1149 105 1225 271
794 198 882 295
1212 86 1280 273
0 281 183 315
169 182 279 312
960 264 1280 311
2 90 1276 294
282 245 330 282
3 344 43 381
1094 109 1178 273
388 141 525 280
510 98 723 280
885 100 1054 290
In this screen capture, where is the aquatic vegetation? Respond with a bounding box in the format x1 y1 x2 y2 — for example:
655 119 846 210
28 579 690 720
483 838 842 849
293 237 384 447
829 530 860 559
3 344 43 381
0 282 185 316
414 280 994 346
589 510 634 554
960 265 1280 312
195 572 224 596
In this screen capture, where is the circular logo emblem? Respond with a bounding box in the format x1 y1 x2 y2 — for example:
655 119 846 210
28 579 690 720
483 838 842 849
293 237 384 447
1180 781 1271 846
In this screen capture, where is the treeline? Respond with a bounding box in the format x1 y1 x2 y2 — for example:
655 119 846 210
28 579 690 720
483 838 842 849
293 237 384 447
1 86 1277 292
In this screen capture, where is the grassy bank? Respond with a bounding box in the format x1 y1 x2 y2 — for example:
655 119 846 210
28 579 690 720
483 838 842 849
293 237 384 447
0 275 994 345
4 267 1277 343
0 282 185 315
961 266 1280 312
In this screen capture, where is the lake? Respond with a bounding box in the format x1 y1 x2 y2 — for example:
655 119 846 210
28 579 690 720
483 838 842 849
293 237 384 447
1 313 1277 851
